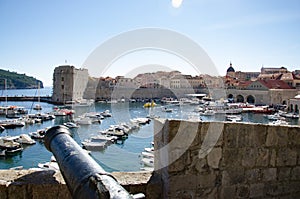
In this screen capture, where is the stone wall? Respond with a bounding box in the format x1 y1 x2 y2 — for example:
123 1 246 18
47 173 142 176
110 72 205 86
0 169 152 199
1 121 299 198
153 120 300 198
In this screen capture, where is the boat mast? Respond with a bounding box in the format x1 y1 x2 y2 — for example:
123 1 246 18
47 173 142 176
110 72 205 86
5 78 7 108
38 81 40 104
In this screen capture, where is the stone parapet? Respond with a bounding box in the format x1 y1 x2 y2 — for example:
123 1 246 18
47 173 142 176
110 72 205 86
0 169 152 199
1 121 299 198
153 120 300 198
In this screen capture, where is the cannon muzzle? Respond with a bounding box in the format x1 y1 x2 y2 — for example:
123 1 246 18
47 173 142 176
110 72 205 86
44 125 133 199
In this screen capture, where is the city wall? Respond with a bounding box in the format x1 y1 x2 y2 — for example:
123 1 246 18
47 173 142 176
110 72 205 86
153 120 300 198
0 121 299 198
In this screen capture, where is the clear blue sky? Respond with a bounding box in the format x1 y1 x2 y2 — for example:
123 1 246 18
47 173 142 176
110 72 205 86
0 0 300 86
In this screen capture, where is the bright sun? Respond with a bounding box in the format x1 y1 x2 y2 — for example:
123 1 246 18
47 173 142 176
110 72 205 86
171 0 183 8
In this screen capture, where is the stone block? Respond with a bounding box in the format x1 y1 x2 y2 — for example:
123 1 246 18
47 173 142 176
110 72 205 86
283 181 300 194
270 149 276 167
223 124 238 148
7 184 28 199
262 168 277 182
219 186 236 199
222 168 245 186
168 149 189 173
249 183 264 198
0 183 8 199
264 183 284 197
247 124 267 147
237 125 250 147
266 126 288 147
207 147 222 169
288 127 300 147
256 148 269 167
236 185 249 198
198 172 217 188
189 154 209 174
278 167 291 181
291 166 300 180
222 148 241 168
245 169 262 183
200 122 224 149
277 148 297 166
241 148 257 168
172 190 196 199
168 174 201 193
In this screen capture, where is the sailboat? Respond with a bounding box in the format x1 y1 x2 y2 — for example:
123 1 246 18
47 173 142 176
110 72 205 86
33 82 42 110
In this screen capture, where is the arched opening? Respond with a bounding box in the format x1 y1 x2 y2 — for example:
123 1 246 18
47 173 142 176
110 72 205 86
282 100 286 105
290 104 294 112
236 95 244 103
228 94 234 102
295 104 299 113
246 95 255 104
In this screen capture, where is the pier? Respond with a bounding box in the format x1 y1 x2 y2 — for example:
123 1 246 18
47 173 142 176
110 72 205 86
0 96 52 103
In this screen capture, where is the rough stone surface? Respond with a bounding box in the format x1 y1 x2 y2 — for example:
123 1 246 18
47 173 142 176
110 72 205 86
155 121 300 199
1 121 300 199
207 147 222 169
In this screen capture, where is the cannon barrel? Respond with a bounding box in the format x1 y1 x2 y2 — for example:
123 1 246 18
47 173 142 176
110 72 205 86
44 125 133 199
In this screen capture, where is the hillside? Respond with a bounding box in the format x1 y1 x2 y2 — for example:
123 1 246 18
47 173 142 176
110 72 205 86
0 69 44 89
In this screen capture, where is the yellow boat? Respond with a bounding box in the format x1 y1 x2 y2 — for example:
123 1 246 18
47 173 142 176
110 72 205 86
143 101 156 108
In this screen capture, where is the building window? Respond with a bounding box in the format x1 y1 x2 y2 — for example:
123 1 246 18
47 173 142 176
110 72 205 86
62 77 64 81
62 85 64 89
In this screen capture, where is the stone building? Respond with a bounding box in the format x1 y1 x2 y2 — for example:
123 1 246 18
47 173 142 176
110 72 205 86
289 93 300 113
52 65 89 104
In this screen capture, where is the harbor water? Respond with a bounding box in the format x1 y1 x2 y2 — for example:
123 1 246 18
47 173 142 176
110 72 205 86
0 88 299 172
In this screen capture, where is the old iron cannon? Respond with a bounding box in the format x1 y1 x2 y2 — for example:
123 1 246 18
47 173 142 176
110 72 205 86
44 125 140 199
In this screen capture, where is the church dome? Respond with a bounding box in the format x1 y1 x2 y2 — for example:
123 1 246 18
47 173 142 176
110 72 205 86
226 62 235 73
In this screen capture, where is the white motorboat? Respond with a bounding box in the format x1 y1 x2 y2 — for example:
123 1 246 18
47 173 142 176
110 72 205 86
0 138 23 155
63 122 79 128
33 104 42 110
265 113 284 121
82 140 108 151
100 110 112 117
269 119 289 126
281 112 299 119
0 119 25 129
144 147 154 153
141 151 154 158
130 117 151 125
141 157 154 167
226 115 243 122
200 110 215 116
15 134 36 145
162 107 173 112
74 117 92 125
38 156 59 171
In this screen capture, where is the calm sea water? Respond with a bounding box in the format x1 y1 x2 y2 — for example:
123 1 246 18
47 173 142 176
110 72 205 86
0 88 299 172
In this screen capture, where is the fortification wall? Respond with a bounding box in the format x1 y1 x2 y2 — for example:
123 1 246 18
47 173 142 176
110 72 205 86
153 120 300 198
0 121 299 198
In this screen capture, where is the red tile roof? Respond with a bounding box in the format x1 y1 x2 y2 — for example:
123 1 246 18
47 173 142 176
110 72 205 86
258 80 293 89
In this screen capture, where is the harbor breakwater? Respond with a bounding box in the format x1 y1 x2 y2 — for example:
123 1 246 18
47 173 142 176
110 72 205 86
0 120 299 198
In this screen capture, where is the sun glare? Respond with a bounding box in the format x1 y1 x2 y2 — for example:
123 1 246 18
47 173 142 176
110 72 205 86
171 0 183 8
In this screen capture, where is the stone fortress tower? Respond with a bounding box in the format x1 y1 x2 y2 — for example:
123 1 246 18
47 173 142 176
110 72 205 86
52 65 89 104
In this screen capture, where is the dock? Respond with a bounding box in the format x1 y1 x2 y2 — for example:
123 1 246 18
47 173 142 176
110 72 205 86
0 96 53 103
